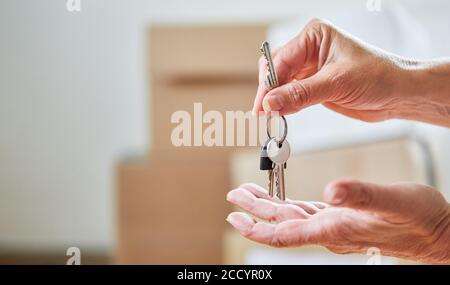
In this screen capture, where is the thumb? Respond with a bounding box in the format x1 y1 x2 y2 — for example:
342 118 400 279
323 179 412 215
262 71 332 115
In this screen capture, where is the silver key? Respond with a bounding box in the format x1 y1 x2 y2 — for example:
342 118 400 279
260 41 290 199
267 138 290 200
260 41 279 89
260 41 278 196
269 169 274 197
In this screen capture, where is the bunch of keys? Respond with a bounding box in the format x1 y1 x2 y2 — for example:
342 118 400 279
259 41 291 201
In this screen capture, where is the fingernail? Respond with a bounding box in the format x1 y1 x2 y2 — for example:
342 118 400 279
226 189 240 203
330 187 347 205
227 189 252 205
226 191 234 202
263 95 282 112
225 213 238 227
226 212 254 231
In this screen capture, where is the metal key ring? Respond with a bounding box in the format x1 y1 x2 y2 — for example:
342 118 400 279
267 115 288 144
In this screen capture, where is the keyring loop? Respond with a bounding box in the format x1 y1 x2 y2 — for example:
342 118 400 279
267 115 288 144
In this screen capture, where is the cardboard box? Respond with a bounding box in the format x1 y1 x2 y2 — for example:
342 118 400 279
150 25 267 78
116 158 230 264
152 83 261 150
149 25 267 150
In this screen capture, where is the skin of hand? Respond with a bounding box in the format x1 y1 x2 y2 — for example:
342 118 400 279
254 19 450 127
226 181 450 264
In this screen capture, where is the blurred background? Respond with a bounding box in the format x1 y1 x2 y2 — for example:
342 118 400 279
0 0 449 264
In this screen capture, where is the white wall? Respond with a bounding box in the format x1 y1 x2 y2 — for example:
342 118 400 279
0 0 449 254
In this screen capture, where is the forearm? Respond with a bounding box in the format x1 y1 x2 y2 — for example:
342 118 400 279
394 59 450 127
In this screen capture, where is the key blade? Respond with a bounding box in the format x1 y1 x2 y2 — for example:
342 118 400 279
260 43 274 89
268 169 274 197
277 165 286 201
260 41 279 89
260 42 275 88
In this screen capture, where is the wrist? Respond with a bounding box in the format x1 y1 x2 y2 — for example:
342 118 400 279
392 58 450 126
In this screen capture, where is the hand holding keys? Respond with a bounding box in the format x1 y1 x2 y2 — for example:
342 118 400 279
259 41 291 201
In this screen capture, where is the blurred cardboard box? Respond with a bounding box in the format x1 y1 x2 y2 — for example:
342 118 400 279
150 25 266 149
152 83 260 150
116 157 229 264
150 25 267 79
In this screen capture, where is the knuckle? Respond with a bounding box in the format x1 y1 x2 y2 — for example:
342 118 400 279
305 18 332 33
306 18 323 28
287 81 308 107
